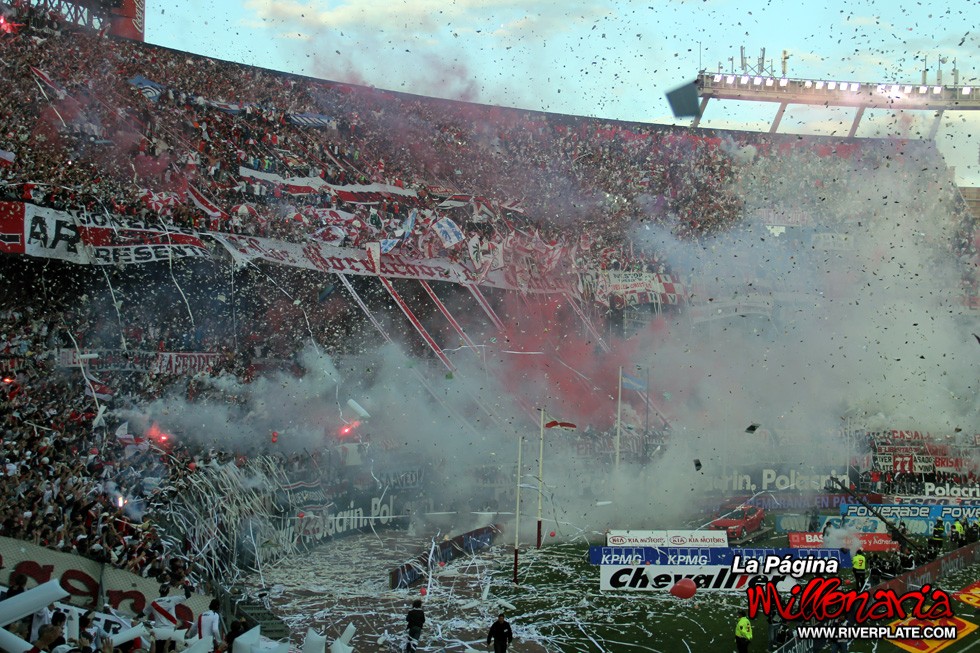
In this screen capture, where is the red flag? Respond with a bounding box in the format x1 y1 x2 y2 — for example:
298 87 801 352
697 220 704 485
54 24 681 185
186 184 224 218
545 419 576 430
29 65 66 99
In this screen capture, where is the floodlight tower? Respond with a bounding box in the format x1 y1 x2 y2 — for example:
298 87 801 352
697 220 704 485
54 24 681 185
22 0 145 41
694 64 980 139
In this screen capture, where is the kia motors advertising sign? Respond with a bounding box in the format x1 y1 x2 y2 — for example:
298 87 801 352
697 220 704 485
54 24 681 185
606 529 728 547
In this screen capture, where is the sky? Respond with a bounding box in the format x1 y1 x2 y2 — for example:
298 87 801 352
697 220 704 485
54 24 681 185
145 0 980 185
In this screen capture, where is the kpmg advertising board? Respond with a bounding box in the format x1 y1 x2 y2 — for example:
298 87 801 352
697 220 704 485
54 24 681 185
589 546 850 566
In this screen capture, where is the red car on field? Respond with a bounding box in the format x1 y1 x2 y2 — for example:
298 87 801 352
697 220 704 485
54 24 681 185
710 505 765 540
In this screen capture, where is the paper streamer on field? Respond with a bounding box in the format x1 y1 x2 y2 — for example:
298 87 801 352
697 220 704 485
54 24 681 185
0 580 69 627
330 622 356 653
303 629 328 653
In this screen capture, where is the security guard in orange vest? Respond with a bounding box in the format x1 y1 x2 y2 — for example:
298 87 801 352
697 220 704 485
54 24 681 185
735 610 753 653
852 549 867 589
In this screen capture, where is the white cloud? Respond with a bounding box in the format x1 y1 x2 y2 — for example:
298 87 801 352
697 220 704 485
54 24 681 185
242 0 605 38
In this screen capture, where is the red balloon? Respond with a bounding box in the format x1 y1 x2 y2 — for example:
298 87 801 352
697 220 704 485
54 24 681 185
187 462 197 471
297 512 305 519
439 561 445 567
549 531 556 537
669 578 697 599
420 588 427 596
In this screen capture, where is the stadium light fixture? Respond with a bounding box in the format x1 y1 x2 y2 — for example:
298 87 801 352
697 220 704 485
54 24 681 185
713 74 722 83
753 76 763 85
804 80 813 88
891 84 900 93
740 75 750 84
850 83 860 91
963 87 973 95
932 86 942 95
827 81 837 90
815 81 825 90
726 75 735 84
765 78 774 87
779 78 788 87
919 86 928 94
903 85 913 93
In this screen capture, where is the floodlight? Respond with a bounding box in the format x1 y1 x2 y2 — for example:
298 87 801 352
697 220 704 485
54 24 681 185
779 78 788 87
850 83 860 91
740 75 750 84
765 78 774 87
932 86 942 94
753 76 762 85
827 81 837 90
962 87 973 95
919 86 928 94
903 85 912 93
815 81 824 89
726 75 735 84
890 85 900 93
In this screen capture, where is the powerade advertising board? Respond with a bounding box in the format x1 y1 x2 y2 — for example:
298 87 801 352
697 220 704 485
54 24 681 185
842 503 980 525
589 546 850 567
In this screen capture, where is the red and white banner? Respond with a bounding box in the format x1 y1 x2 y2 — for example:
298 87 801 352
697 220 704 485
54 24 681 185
788 531 899 552
210 232 575 294
581 269 685 307
934 456 965 472
890 429 928 441
0 202 208 264
186 185 224 218
913 454 934 474
888 453 934 474
238 167 417 202
57 349 219 375
0 356 24 372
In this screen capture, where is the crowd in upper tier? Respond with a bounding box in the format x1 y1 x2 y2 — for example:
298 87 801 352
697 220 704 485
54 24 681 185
0 1 975 287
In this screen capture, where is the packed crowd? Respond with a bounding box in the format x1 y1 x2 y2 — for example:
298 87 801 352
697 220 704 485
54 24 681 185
1 0 974 285
0 266 351 591
0 4 978 651
0 294 191 580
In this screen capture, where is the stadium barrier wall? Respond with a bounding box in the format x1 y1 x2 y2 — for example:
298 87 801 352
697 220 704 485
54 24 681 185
0 536 213 621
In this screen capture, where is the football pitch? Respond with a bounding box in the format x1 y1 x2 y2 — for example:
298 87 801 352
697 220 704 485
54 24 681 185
485 542 980 653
